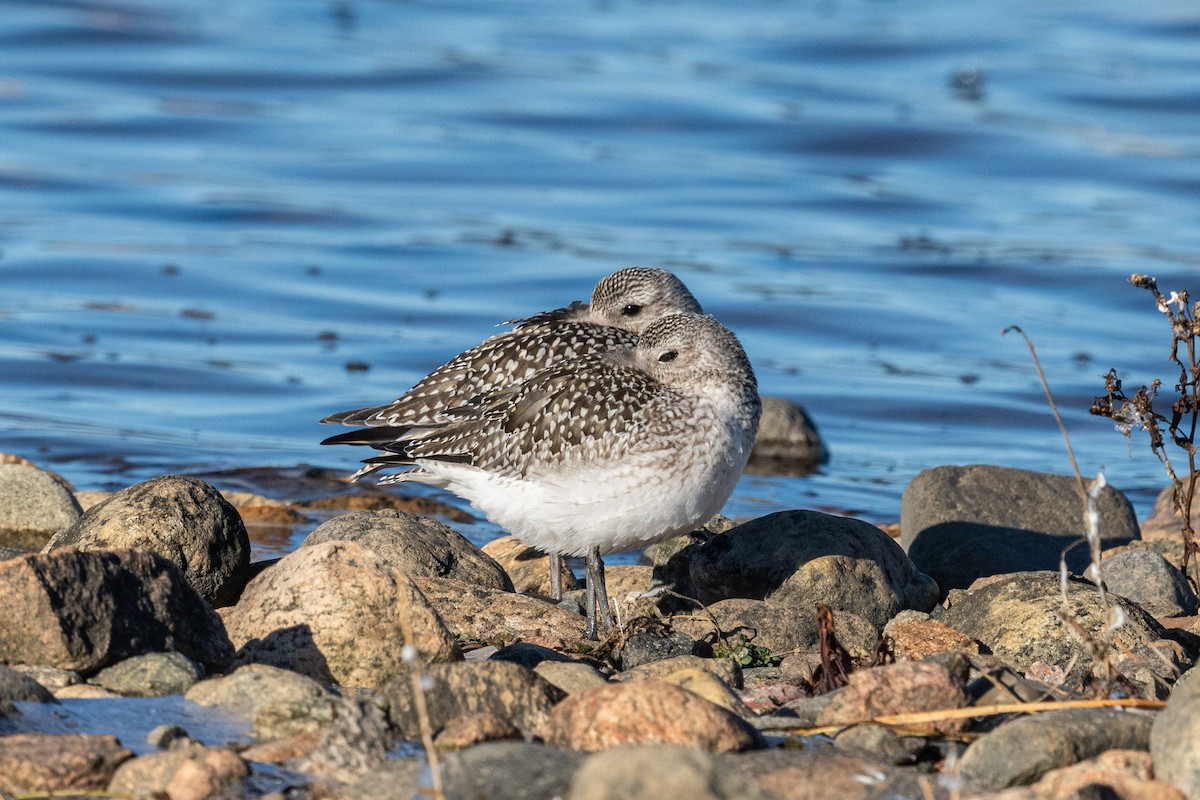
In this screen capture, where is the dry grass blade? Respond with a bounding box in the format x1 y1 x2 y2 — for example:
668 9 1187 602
778 696 1166 737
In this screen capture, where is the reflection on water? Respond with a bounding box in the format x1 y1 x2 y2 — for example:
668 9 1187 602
1 0 1199 540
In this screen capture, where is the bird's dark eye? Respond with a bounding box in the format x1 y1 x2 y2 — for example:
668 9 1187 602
658 351 678 363
622 304 642 316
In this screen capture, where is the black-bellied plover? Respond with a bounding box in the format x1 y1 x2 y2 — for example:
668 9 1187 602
321 267 703 600
360 313 761 639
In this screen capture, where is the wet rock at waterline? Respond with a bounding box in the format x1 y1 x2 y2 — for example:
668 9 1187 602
44 475 251 607
0 463 82 549
0 548 233 673
902 465 1140 594
746 396 829 473
0 665 57 716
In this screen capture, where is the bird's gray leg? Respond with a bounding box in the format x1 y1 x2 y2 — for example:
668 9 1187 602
549 551 563 602
584 547 614 640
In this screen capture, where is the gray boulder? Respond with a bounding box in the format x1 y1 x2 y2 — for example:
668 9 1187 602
960 707 1153 789
901 465 1139 594
0 464 82 548
1092 547 1198 618
934 572 1183 690
45 475 251 607
1151 667 1200 799
664 510 938 629
568 744 770 800
441 742 583 800
302 509 513 592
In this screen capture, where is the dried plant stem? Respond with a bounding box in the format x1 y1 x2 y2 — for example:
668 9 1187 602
1002 325 1086 498
780 696 1166 737
397 600 444 800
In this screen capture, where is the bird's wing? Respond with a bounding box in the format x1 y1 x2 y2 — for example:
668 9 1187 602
320 321 636 430
366 353 681 477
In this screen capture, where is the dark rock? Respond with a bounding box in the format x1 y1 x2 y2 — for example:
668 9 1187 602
381 660 564 740
568 744 771 800
224 540 461 688
746 397 829 473
901 465 1139 594
0 734 133 795
90 652 204 696
934 572 1183 689
0 665 56 716
441 742 583 800
664 509 938 629
720 744 944 800
0 464 82 548
0 548 234 673
490 642 580 670
960 707 1154 789
145 724 191 750
618 629 706 670
45 475 251 607
303 509 513 591
541 680 758 752
1150 666 1200 799
6 665 80 693
1092 547 1198 618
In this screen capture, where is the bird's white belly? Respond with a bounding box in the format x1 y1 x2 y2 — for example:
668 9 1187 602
417 444 746 557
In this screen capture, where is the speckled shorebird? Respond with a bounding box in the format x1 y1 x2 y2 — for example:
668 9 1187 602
359 313 761 639
321 267 703 600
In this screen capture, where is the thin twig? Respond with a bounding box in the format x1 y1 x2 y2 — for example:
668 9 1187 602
1002 325 1086 498
778 696 1165 737
397 594 444 800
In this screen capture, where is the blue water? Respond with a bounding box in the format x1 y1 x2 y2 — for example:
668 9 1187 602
2 0 1199 551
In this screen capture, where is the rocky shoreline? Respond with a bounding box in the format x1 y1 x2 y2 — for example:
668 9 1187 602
1 415 1199 799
